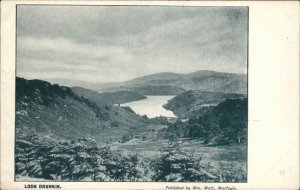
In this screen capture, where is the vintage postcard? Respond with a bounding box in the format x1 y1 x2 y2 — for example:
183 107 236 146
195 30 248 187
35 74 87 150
1 1 299 190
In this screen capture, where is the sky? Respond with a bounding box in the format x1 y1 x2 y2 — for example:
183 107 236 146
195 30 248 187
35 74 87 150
17 6 248 85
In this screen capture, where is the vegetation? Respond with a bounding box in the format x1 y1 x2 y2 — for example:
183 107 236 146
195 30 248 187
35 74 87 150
16 131 246 182
153 142 218 182
165 98 248 145
119 135 133 143
15 77 147 143
111 121 119 128
15 133 152 181
15 77 247 182
121 106 135 114
163 90 245 118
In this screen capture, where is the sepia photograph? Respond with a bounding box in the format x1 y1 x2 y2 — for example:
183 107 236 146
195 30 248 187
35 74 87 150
14 5 249 182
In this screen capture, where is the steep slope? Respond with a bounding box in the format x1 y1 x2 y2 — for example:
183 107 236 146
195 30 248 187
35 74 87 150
163 90 246 118
96 70 247 94
16 77 147 143
72 87 146 105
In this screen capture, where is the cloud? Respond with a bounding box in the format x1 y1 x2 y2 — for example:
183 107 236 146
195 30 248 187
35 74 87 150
17 6 209 43
16 6 248 85
18 36 133 61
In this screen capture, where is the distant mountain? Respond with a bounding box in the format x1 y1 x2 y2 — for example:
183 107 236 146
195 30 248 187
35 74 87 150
72 87 146 105
96 70 247 95
122 85 185 96
16 77 148 143
163 90 246 118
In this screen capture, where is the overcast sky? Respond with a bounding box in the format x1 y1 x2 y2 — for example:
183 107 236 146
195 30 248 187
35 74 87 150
17 6 248 84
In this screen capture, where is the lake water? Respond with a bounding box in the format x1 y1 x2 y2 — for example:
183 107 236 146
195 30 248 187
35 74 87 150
121 96 176 118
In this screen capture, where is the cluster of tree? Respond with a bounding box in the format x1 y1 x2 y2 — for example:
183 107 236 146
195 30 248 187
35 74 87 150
16 77 73 107
149 116 170 125
16 77 72 100
165 98 248 145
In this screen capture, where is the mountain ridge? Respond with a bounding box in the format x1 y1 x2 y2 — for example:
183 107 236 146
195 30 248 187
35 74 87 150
96 70 247 94
28 70 247 95
72 86 147 105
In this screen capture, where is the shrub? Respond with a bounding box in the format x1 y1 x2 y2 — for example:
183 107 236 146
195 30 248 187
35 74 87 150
15 133 151 181
153 142 218 182
111 121 119 128
121 106 135 114
119 135 132 143
141 135 147 141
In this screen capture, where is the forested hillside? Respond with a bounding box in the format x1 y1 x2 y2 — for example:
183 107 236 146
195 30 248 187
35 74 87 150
164 98 248 145
163 90 246 118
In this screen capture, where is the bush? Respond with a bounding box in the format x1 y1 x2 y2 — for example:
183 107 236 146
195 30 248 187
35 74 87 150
111 121 119 128
153 142 218 182
96 112 109 121
141 135 147 141
119 135 132 143
15 133 151 181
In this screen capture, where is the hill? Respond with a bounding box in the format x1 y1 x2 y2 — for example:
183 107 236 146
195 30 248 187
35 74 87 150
96 70 247 95
72 87 146 105
125 85 185 95
163 90 246 118
16 77 148 143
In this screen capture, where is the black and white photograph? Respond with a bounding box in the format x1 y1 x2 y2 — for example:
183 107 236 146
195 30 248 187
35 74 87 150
15 5 249 182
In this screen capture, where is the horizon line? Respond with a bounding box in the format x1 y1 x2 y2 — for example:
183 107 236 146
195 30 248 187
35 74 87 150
16 69 247 86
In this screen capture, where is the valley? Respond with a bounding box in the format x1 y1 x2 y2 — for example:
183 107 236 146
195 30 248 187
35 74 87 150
15 70 248 182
